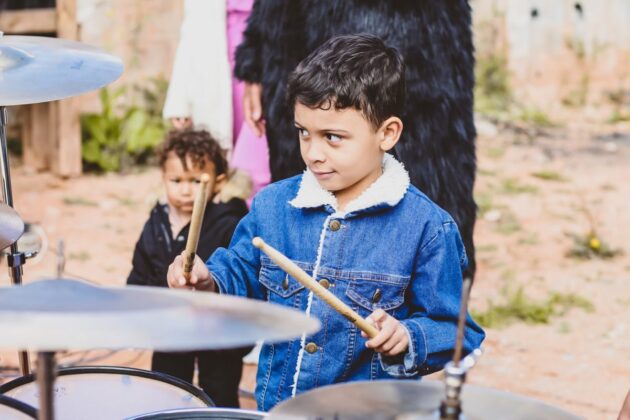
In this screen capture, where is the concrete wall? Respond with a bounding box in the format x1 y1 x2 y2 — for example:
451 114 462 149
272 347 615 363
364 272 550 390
473 0 630 109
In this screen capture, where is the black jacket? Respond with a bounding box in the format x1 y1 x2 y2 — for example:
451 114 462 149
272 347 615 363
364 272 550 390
235 0 477 278
127 199 248 287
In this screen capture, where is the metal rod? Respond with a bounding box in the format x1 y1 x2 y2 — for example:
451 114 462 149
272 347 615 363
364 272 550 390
0 107 15 208
0 105 31 375
453 277 473 366
36 351 56 420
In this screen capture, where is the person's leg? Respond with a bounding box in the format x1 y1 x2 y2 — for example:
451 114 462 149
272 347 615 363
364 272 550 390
197 349 244 408
151 351 195 384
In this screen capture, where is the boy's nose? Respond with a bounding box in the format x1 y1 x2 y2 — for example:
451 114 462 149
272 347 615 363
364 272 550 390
304 140 326 164
181 181 194 195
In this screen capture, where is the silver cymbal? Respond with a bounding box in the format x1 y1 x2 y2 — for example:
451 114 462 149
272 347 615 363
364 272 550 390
268 380 581 420
0 278 320 351
0 35 124 106
0 202 24 249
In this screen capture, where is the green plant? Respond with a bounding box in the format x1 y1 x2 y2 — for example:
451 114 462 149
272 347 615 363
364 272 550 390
475 52 512 117
531 170 567 182
605 88 630 123
63 196 98 207
515 107 557 128
472 287 594 328
500 178 538 194
475 192 493 216
81 84 167 172
566 231 622 260
496 210 521 235
68 251 91 261
566 201 623 260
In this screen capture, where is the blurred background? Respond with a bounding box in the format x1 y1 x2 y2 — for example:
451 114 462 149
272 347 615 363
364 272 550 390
1 1 629 417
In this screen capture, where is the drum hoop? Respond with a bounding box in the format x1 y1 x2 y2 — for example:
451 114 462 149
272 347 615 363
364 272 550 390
127 407 266 420
0 394 38 418
0 366 214 407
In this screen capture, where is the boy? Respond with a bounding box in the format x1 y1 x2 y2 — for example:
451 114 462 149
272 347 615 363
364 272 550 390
127 129 250 407
167 34 485 411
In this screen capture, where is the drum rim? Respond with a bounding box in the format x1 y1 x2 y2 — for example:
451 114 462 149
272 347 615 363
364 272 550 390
0 394 38 418
0 366 214 407
127 407 266 420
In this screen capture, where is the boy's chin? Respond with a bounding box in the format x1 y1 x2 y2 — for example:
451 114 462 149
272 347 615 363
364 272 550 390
177 206 194 214
317 180 349 194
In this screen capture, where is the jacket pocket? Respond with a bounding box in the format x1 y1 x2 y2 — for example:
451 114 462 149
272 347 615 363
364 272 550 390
345 273 408 312
258 256 312 299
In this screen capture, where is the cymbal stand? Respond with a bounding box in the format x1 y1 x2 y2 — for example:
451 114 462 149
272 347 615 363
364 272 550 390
440 348 482 419
36 351 57 420
439 277 481 419
0 105 31 375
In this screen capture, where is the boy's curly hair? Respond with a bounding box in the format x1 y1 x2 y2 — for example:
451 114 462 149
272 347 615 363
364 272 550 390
158 129 228 175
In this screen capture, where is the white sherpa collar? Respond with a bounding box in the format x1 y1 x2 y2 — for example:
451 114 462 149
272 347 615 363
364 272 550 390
289 154 410 215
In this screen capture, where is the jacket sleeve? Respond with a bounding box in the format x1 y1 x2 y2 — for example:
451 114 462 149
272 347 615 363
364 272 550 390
127 228 152 286
205 197 265 300
234 0 263 83
380 220 485 377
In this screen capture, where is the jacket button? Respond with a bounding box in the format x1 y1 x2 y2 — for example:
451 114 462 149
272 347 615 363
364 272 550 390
329 220 341 231
372 288 382 303
319 278 330 289
305 342 318 353
282 275 289 290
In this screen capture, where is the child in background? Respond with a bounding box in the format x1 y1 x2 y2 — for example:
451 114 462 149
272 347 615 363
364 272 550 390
127 129 250 407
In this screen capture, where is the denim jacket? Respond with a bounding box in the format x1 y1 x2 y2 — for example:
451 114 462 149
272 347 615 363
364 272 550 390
207 154 485 411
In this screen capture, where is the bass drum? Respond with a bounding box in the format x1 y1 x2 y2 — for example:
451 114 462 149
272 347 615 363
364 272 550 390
0 366 213 420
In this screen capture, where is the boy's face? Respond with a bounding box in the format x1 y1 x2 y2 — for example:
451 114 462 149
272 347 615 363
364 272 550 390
162 152 224 215
295 102 402 207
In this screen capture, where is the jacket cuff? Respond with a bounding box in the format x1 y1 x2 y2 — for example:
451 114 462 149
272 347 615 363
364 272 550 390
379 320 427 377
208 270 225 294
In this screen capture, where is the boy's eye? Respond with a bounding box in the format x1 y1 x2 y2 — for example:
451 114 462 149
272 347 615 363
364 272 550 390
326 133 342 143
170 178 181 184
193 179 202 184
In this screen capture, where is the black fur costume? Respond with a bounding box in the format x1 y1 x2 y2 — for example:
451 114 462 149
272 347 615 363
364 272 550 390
235 0 477 278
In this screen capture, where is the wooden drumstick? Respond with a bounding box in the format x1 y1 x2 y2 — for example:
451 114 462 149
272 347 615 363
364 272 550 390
252 237 379 339
183 174 211 283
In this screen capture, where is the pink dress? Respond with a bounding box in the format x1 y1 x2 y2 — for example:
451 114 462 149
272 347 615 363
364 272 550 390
226 0 271 203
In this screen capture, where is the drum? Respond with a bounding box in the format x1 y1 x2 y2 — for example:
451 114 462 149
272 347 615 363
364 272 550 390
0 394 37 420
127 407 267 419
0 366 213 420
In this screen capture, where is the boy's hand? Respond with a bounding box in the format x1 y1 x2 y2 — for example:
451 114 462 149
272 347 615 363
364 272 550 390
167 253 216 292
362 309 409 356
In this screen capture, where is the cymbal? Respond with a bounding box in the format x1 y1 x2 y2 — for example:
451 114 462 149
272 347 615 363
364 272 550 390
0 278 319 351
0 35 124 106
0 202 24 249
268 380 580 420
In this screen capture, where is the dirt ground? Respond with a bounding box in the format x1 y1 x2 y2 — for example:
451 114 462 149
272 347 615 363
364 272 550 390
1 119 629 419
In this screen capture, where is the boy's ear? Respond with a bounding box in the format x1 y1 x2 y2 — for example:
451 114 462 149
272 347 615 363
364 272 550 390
378 116 403 152
212 173 227 194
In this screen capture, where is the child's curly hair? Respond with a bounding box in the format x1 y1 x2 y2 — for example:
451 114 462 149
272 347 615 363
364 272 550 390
158 129 228 175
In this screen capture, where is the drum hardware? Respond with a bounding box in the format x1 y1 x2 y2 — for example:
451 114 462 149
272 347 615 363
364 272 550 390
439 278 473 419
0 33 124 379
0 366 215 420
55 240 64 278
127 407 267 420
0 202 24 250
0 278 319 420
0 394 37 419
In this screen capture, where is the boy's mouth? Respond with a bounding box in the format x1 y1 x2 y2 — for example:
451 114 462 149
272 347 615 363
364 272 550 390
312 170 336 180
